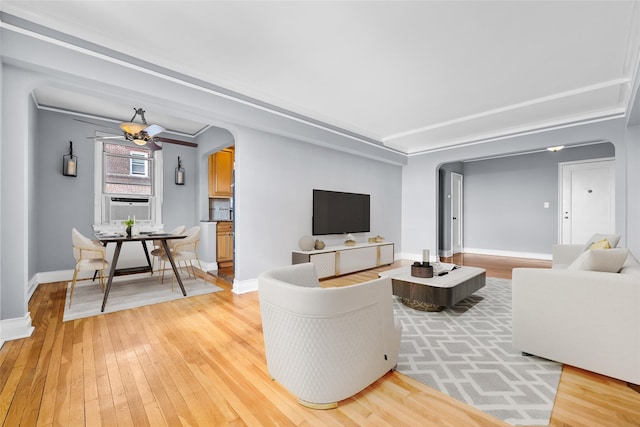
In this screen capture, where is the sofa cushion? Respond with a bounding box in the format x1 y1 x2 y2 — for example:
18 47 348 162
568 248 629 273
583 233 620 250
589 238 611 249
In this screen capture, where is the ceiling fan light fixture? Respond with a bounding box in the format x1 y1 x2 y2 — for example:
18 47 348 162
133 137 148 146
120 122 147 134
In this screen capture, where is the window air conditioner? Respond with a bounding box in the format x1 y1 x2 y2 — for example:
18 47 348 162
106 196 152 223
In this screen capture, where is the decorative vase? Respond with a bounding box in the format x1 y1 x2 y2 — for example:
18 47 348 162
314 239 325 250
298 235 315 251
126 226 132 237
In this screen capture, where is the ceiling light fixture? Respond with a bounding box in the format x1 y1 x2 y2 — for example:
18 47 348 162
119 107 165 146
547 145 565 152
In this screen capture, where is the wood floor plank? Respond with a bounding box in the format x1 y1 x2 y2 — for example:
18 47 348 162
0 257 638 426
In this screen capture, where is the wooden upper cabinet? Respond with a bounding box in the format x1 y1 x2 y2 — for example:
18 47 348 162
208 148 234 198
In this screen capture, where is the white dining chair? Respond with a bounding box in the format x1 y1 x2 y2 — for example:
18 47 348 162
70 228 110 307
150 225 186 274
160 226 203 289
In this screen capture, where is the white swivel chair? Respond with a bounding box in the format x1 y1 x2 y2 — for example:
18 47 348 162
150 225 186 274
160 226 203 289
258 262 402 409
70 228 110 307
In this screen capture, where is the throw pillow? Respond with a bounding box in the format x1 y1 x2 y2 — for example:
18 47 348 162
583 233 621 251
568 248 629 273
589 238 611 250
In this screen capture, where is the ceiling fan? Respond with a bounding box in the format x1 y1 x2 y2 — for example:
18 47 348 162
120 107 165 146
78 107 197 150
80 107 165 150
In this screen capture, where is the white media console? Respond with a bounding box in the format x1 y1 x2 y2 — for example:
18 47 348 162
292 242 394 279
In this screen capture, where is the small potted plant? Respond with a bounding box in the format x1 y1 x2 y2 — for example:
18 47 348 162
124 218 135 237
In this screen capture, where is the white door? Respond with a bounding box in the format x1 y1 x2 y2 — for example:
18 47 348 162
451 172 463 254
560 159 615 244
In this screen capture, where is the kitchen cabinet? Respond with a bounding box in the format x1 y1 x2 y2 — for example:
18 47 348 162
208 148 234 198
217 221 233 268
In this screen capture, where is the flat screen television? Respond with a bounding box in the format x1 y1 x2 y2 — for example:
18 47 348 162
312 189 370 235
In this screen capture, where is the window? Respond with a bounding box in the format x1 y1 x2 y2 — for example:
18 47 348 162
94 137 163 226
130 151 149 177
104 143 153 196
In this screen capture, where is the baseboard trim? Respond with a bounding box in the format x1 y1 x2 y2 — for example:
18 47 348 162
462 248 552 261
2 313 34 343
439 249 454 258
232 277 258 294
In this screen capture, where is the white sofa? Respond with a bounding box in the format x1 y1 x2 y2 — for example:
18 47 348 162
258 262 402 408
512 243 640 386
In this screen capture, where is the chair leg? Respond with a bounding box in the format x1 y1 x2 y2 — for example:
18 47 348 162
160 260 167 284
69 269 79 308
186 260 194 279
180 260 190 278
195 257 204 283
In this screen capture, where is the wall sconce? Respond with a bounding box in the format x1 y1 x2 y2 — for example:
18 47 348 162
175 156 185 185
62 140 77 177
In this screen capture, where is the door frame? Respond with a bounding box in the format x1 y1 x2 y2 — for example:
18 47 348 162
557 157 615 244
451 172 463 255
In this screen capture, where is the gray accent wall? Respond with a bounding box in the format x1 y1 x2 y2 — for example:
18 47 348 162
233 126 402 281
29 108 403 284
403 118 634 262
460 143 614 255
34 109 199 272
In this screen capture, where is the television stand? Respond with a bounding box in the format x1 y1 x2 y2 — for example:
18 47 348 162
292 242 394 279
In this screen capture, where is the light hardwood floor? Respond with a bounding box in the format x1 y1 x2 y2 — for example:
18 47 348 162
1 255 639 426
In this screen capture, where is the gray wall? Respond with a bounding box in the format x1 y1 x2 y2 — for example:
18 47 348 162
234 126 402 281
461 143 614 255
34 109 198 272
402 118 636 262
30 109 403 283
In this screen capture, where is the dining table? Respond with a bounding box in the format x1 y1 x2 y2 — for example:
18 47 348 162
94 232 187 312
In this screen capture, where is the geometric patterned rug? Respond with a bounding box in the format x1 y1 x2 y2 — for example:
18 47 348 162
394 277 562 426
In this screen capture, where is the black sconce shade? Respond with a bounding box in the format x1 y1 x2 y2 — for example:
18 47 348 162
63 141 77 177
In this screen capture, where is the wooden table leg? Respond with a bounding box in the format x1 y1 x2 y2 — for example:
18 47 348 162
161 240 187 296
101 241 123 312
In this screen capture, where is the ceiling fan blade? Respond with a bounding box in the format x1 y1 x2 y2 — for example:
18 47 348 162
156 136 198 148
144 124 165 136
93 135 124 139
146 140 162 151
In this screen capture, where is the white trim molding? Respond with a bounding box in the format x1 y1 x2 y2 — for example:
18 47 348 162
463 247 552 261
2 313 35 343
232 278 258 294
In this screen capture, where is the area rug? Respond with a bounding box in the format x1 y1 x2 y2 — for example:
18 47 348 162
394 277 562 426
63 274 224 321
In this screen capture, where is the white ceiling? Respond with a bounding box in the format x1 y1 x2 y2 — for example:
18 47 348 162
3 1 640 154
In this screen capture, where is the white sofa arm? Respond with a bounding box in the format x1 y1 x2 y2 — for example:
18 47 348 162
551 244 584 268
512 267 640 385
